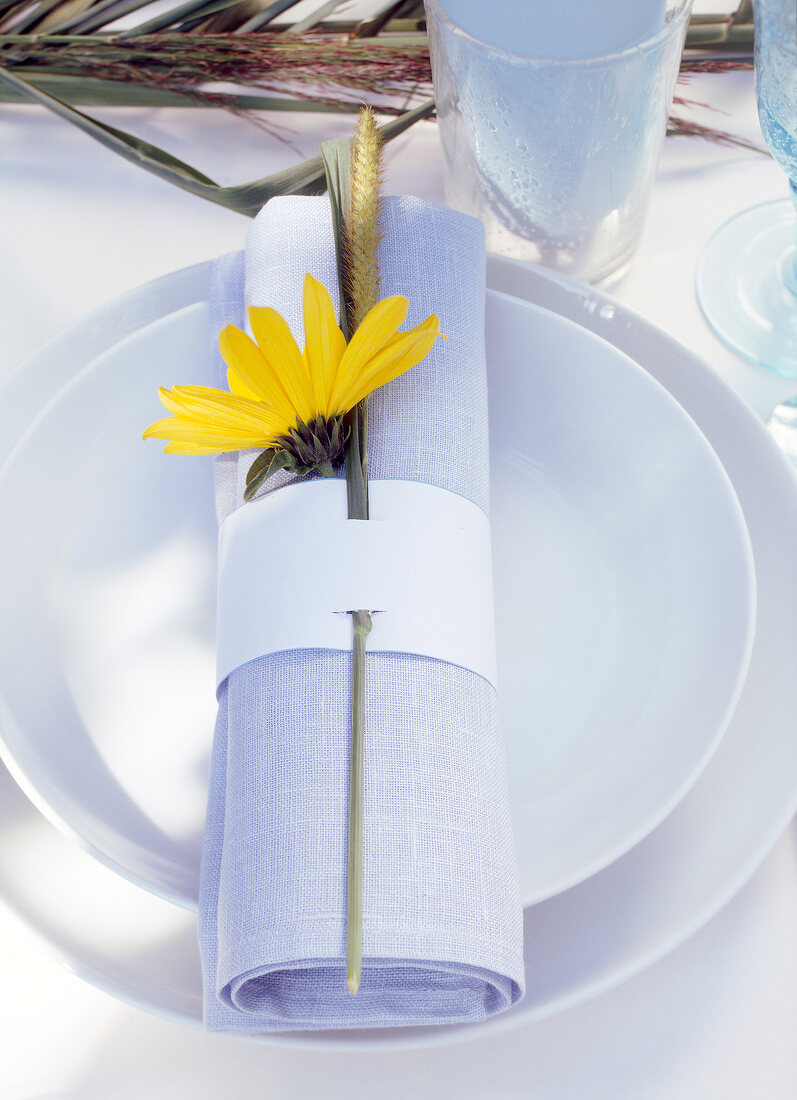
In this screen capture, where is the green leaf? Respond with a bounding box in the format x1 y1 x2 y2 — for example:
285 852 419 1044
322 116 374 521
47 0 160 36
245 446 277 486
353 0 424 37
0 72 359 109
33 0 97 34
320 135 353 340
10 0 80 34
0 65 219 185
0 65 436 217
285 0 347 35
175 0 260 33
119 0 232 37
236 0 303 33
243 448 293 501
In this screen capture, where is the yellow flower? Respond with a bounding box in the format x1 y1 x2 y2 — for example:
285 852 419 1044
143 273 442 481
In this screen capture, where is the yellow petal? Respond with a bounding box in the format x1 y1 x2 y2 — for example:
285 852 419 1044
248 306 316 422
330 296 409 408
152 386 286 437
170 386 286 433
142 378 291 454
226 368 261 403
219 325 297 423
142 415 182 441
301 274 346 416
143 415 273 446
156 385 246 426
163 441 258 456
335 315 441 411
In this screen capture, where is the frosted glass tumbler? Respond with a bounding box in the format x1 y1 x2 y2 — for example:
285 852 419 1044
427 0 691 286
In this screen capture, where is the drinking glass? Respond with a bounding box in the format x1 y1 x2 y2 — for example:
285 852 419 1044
696 0 797 377
426 0 692 287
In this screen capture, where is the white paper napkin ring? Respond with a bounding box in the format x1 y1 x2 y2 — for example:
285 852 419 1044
216 478 498 691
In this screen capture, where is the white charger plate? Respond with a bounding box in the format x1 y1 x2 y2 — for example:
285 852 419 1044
0 259 795 1050
0 269 754 912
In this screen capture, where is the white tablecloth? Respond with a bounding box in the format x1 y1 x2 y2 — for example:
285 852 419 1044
0 36 796 1100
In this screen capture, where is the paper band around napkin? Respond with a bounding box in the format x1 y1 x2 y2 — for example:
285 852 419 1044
216 478 498 691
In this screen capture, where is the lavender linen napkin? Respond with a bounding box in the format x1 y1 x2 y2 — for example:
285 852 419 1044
199 195 524 1031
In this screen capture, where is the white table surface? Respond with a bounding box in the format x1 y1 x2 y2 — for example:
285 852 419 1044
1 31 796 1100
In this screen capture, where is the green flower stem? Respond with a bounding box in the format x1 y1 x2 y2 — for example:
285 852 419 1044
346 604 371 995
344 404 368 518
344 399 369 995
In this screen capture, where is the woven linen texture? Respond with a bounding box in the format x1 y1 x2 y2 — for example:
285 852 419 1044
198 196 524 1031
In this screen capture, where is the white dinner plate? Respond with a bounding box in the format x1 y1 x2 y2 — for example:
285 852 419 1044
0 259 795 1051
0 271 754 912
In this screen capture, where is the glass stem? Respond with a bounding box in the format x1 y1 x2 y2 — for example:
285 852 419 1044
786 180 797 299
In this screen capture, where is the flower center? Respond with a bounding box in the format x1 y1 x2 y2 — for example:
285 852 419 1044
275 413 349 477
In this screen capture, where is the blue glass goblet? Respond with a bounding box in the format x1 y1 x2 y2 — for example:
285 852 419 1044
696 0 797 377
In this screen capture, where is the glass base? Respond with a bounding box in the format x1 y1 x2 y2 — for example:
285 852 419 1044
696 199 797 378
476 203 639 288
767 396 797 470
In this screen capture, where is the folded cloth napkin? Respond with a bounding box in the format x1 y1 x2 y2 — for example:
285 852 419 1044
199 194 525 1031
